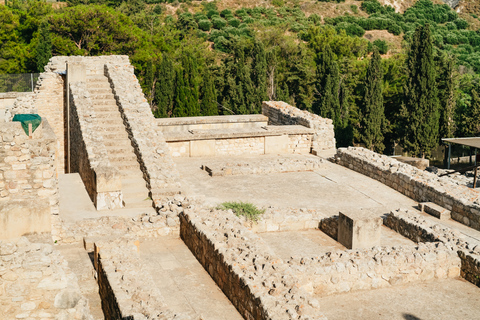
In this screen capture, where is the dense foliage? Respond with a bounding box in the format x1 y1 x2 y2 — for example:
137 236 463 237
2 0 480 159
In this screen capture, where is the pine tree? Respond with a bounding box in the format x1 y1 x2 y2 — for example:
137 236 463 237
154 55 175 118
361 48 385 152
181 52 201 116
401 24 439 158
252 41 267 113
437 53 456 140
200 68 218 116
314 44 340 125
36 21 52 72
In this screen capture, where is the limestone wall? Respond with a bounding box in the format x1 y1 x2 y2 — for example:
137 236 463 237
262 101 336 154
69 82 123 210
180 208 327 320
336 147 480 231
105 63 182 207
0 120 58 239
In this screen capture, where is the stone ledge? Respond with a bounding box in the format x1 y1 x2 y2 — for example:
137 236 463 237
157 114 268 126
163 125 314 142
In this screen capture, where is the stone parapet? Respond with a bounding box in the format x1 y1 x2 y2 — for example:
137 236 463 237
335 147 480 231
180 208 327 320
262 101 336 154
69 82 123 210
105 63 182 207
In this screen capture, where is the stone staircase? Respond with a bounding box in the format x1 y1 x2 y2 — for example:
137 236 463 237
86 74 152 210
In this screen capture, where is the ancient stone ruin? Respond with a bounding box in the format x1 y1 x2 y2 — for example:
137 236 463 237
1 55 480 320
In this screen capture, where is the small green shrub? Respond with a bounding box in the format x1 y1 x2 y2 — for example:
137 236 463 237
206 9 219 19
272 0 284 7
373 39 388 54
220 9 232 17
350 5 358 14
228 18 240 27
212 17 227 29
194 12 208 22
198 19 212 31
454 18 469 30
217 202 265 221
244 17 255 24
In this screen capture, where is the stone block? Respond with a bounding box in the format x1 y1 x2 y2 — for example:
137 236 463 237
265 135 288 154
0 200 51 240
418 202 451 220
337 210 382 249
190 140 215 157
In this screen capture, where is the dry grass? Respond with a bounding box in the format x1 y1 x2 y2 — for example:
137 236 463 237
364 30 404 54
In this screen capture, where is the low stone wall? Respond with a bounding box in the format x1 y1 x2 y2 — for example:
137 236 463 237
0 92 32 122
69 82 123 210
203 155 325 177
287 242 460 296
0 120 58 239
156 114 268 132
105 63 183 207
385 208 480 288
94 238 180 319
262 101 336 155
335 147 480 231
180 208 327 320
165 126 313 157
0 236 94 320
246 207 324 233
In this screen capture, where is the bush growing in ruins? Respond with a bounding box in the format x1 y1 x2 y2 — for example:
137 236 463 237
217 202 265 221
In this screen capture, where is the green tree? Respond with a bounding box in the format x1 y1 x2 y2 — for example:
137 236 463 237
200 68 218 116
173 68 188 117
314 44 340 125
361 48 385 152
437 53 456 140
35 21 52 72
154 55 175 118
252 41 268 112
401 24 439 158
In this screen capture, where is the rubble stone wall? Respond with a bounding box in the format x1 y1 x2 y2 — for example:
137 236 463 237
385 208 480 288
319 215 339 240
262 101 336 153
286 242 460 297
105 63 183 207
336 147 480 231
180 208 327 320
94 238 181 319
69 82 123 210
0 120 58 238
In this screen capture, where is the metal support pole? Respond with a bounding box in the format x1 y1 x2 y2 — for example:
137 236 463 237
30 73 34 92
474 167 478 189
447 143 451 170
475 148 477 167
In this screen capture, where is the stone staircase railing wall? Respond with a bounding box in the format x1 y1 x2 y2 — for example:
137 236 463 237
262 101 336 154
0 120 57 239
104 63 182 208
335 147 480 231
69 82 123 210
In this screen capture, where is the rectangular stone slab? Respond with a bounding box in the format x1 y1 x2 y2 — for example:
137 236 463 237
337 211 382 249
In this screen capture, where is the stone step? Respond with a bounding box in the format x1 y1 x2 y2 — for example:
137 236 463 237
103 138 131 147
103 132 129 140
96 117 124 126
91 99 118 106
418 202 451 220
105 145 135 154
107 152 138 163
90 94 115 100
115 162 142 172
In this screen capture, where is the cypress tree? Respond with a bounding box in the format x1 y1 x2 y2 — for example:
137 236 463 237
200 69 218 116
401 24 439 158
236 46 253 114
463 89 480 137
36 21 52 72
437 53 456 140
173 68 188 117
314 44 340 125
361 47 385 152
252 41 267 112
181 52 201 116
154 55 175 118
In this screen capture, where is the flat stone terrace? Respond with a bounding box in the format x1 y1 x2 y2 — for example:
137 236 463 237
175 155 419 215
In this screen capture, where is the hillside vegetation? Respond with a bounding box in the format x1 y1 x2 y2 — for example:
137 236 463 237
2 0 480 158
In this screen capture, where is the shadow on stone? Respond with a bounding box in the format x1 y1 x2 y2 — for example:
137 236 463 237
403 313 422 320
